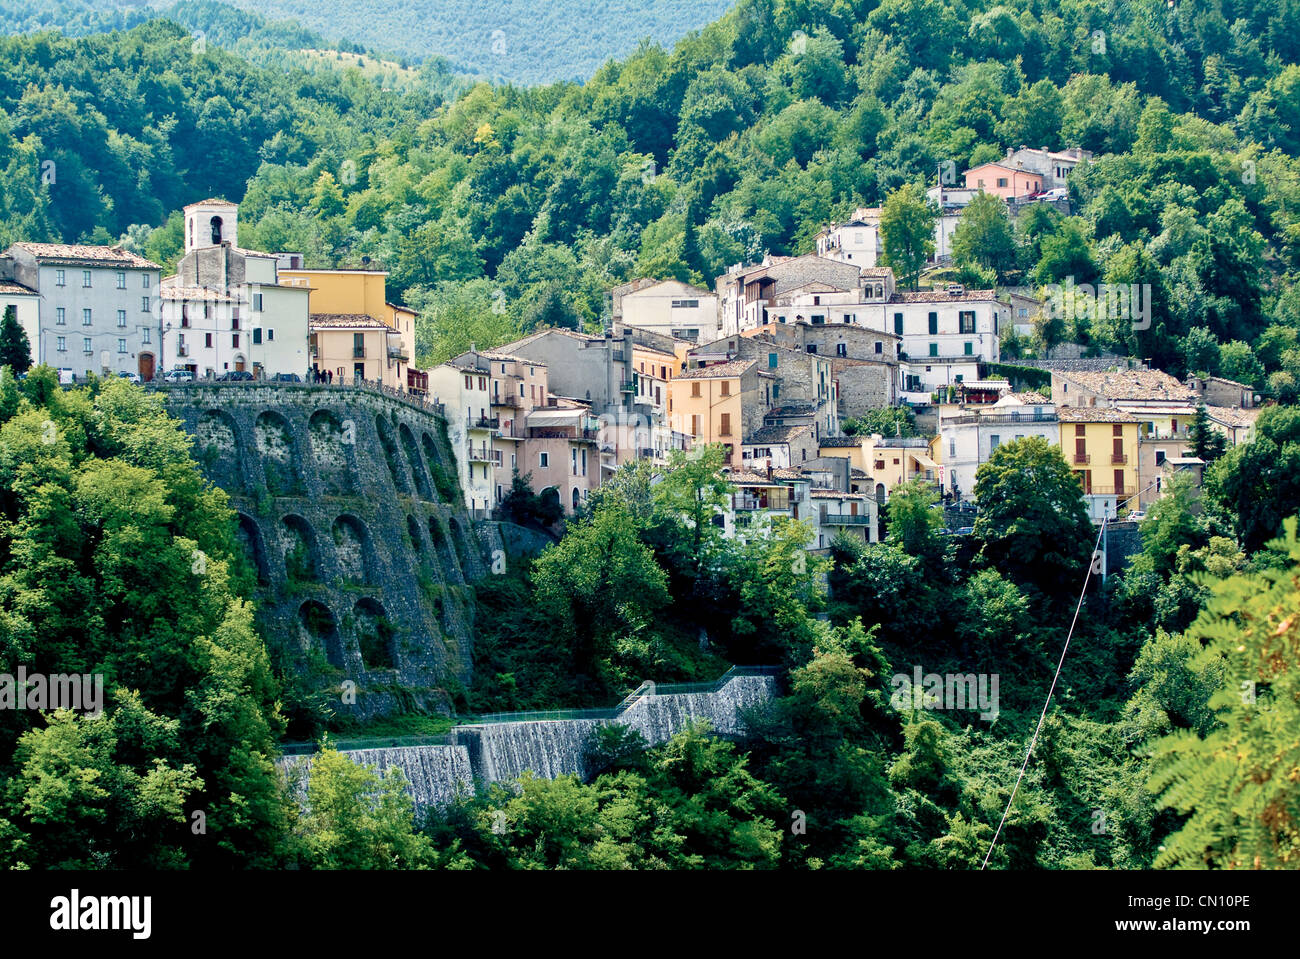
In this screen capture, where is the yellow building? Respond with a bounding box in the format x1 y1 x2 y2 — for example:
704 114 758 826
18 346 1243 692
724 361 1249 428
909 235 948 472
278 267 419 390
667 359 766 467
1056 407 1140 520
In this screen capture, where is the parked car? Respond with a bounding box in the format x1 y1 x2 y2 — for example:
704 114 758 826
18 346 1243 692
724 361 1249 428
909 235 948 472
164 368 195 383
271 372 302 383
1040 187 1068 201
217 370 255 381
117 371 142 384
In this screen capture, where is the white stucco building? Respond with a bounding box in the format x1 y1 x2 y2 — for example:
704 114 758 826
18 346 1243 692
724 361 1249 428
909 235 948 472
159 199 309 378
1 243 161 379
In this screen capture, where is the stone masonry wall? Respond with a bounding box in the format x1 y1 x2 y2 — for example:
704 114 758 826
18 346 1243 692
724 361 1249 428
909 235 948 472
161 382 487 719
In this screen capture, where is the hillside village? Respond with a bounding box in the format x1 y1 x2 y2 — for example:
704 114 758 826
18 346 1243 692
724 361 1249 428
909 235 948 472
0 153 1261 557
0 152 1258 556
3 0 1300 891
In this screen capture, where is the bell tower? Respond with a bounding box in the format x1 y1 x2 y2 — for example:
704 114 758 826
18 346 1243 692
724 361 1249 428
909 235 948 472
183 198 239 254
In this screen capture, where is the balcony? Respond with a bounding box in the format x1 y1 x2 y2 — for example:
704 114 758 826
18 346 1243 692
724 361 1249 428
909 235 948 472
823 513 871 526
529 426 598 441
1073 453 1091 465
176 344 189 357
1081 485 1136 497
1111 453 1128 464
467 447 502 465
353 347 367 359
387 346 409 361
493 395 522 409
620 381 636 393
732 492 790 512
471 416 500 431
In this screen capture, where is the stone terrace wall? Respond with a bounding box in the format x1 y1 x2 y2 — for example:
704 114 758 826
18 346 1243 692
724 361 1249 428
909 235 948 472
160 382 486 719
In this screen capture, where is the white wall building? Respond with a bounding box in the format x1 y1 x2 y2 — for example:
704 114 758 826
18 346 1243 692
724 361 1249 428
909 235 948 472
2 243 161 379
159 199 309 378
613 279 719 342
428 359 498 516
814 209 883 268
939 393 1060 501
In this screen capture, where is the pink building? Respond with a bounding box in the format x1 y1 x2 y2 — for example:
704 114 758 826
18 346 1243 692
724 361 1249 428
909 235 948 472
962 162 1043 200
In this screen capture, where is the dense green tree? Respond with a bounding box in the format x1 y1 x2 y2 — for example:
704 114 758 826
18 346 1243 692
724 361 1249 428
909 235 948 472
0 378 288 868
973 436 1094 607
951 192 1018 282
1147 517 1300 868
0 305 31 375
879 182 937 290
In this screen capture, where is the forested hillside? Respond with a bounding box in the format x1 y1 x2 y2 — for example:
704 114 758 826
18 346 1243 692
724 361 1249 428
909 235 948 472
2 0 1298 379
0 0 736 85
1 0 1299 873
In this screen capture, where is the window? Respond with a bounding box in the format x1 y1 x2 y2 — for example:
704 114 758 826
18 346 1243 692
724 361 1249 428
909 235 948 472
997 177 1008 188
232 316 239 331
142 328 150 344
719 413 732 436
768 352 778 369
82 309 92 326
720 380 730 396
117 338 126 354
253 328 262 344
116 272 126 289
670 299 699 309
875 341 883 354
117 310 127 327
142 274 150 289
267 329 274 341
55 269 65 287
232 334 239 348
205 333 213 348
252 294 263 312
82 270 92 288
539 452 549 468
964 342 973 355
929 343 938 357
571 449 578 475
141 296 150 313
82 337 91 352
836 343 847 357
989 434 1000 452
56 336 66 351
691 381 701 397
807 344 817 354
56 307 65 325
928 312 938 335
959 311 976 334
894 312 903 336
464 375 471 390
1155 449 1167 466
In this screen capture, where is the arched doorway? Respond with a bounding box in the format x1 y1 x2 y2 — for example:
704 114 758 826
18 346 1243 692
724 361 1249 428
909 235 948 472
233 353 246 372
138 352 155 380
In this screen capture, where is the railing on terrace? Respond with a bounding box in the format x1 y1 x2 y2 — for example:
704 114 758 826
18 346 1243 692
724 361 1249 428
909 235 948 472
823 513 871 525
144 377 447 419
278 666 784 753
279 733 456 757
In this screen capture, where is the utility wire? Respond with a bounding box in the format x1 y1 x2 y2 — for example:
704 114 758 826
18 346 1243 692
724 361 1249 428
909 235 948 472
980 469 1186 869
